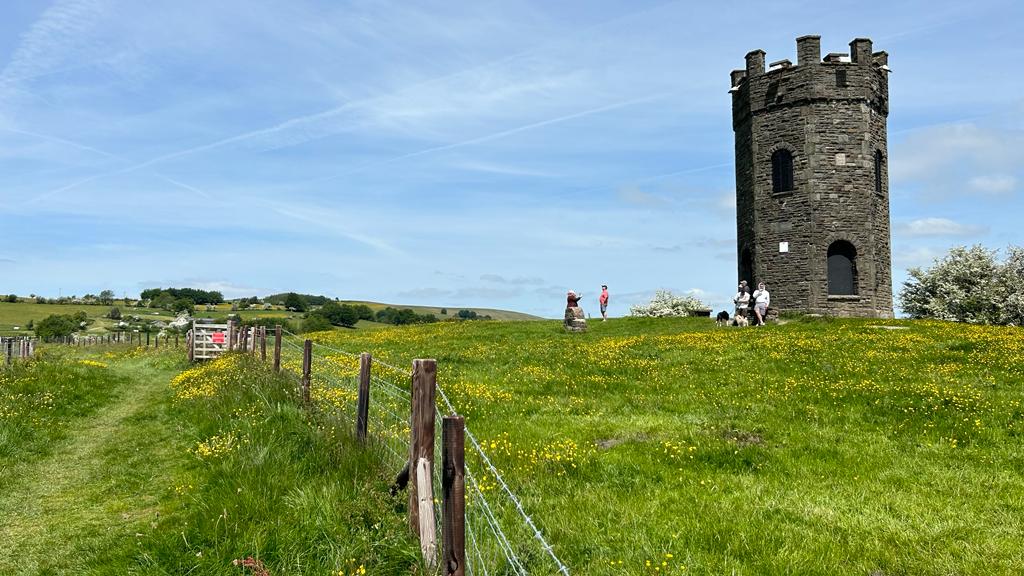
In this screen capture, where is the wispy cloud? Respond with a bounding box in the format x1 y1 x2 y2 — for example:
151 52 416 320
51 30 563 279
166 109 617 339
968 175 1017 195
617 184 670 207
896 217 988 238
480 274 545 285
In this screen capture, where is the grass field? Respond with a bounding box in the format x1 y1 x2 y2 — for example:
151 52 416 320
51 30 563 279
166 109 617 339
294 317 1024 575
3 317 1022 574
0 345 418 574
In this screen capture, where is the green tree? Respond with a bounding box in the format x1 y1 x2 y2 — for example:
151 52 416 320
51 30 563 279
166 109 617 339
283 292 307 312
35 314 78 340
5 294 17 303
301 314 332 333
108 307 122 320
899 245 1006 324
172 298 195 315
98 290 115 305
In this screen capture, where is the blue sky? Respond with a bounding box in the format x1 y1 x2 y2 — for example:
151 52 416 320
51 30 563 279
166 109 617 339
0 0 1021 318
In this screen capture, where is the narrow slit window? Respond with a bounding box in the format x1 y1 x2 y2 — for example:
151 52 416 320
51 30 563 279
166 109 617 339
836 69 848 87
772 149 794 193
874 150 884 194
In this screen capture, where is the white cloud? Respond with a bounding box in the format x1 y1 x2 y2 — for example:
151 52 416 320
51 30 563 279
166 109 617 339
890 123 1023 200
617 184 670 207
480 274 544 285
895 217 987 237
892 246 945 269
968 175 1016 195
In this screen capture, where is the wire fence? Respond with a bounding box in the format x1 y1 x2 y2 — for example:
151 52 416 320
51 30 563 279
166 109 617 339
277 330 570 575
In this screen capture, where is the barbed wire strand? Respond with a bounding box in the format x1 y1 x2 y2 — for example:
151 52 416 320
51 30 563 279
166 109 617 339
272 332 567 574
465 428 570 575
465 466 528 575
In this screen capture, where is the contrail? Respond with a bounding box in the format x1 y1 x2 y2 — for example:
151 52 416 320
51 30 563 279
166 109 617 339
1 126 119 159
21 0 685 201
306 92 672 183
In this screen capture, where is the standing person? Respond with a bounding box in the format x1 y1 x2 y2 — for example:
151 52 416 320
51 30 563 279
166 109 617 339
752 282 770 326
599 285 609 321
733 283 750 321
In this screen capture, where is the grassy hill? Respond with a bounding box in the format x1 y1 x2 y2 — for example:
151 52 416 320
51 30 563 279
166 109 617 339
2 317 1021 574
293 316 1024 575
0 298 538 336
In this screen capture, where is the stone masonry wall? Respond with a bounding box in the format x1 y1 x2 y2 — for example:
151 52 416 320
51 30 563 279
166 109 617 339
731 36 893 318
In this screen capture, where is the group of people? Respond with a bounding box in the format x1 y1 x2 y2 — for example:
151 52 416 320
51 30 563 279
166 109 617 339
732 280 770 326
566 284 610 321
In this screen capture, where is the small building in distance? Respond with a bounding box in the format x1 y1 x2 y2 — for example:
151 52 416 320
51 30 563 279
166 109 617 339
730 35 893 318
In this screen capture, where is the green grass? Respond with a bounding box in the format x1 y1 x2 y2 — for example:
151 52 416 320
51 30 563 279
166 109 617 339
6 318 1023 574
296 317 1024 575
0 346 419 575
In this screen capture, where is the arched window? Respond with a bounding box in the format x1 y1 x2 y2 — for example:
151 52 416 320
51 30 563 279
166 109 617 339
827 241 858 295
874 150 884 195
772 149 794 193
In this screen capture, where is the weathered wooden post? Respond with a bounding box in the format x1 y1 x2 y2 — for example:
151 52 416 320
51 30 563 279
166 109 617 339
356 352 372 441
260 326 267 362
155 332 159 348
187 327 195 362
409 359 437 562
442 415 466 576
273 325 282 372
301 339 312 405
146 332 150 347
175 333 179 348
4 339 9 365
227 320 235 350
241 326 249 352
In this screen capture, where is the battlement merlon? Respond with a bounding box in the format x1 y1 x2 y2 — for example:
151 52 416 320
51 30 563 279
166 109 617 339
730 36 889 122
796 35 820 65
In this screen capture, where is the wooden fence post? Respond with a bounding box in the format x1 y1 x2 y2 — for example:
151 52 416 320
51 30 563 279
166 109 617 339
301 339 312 404
416 457 438 568
241 326 249 352
409 359 437 546
443 415 466 576
5 339 10 365
356 352 372 441
273 325 282 372
227 320 235 350
146 332 150 347
187 327 195 362
260 327 267 362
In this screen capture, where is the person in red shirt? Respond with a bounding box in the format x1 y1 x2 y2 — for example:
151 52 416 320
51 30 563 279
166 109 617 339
599 285 609 321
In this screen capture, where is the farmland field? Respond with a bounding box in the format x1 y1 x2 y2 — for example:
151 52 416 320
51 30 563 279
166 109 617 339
294 317 1024 575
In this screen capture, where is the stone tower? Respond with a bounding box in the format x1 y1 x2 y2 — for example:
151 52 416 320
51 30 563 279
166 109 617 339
731 35 893 318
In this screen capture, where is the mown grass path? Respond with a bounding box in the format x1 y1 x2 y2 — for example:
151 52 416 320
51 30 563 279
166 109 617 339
0 356 183 575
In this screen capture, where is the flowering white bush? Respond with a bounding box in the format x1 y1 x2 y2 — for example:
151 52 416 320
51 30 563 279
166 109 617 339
899 244 1023 325
629 290 708 317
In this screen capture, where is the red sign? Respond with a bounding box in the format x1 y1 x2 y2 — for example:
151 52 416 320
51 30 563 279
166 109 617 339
211 332 225 344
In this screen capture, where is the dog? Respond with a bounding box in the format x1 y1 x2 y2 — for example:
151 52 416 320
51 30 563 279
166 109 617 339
716 310 730 326
734 313 749 327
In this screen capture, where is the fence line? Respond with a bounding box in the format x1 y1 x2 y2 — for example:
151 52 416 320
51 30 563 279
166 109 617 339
269 331 569 575
188 325 568 574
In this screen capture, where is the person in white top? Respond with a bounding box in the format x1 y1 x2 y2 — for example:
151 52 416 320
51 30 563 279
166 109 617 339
752 281 770 326
732 283 750 320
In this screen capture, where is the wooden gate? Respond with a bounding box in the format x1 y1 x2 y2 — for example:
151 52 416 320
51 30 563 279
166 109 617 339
190 322 229 361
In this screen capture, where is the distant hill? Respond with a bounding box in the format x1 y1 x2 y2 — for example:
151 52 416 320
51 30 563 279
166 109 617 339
256 294 539 321
0 296 539 336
